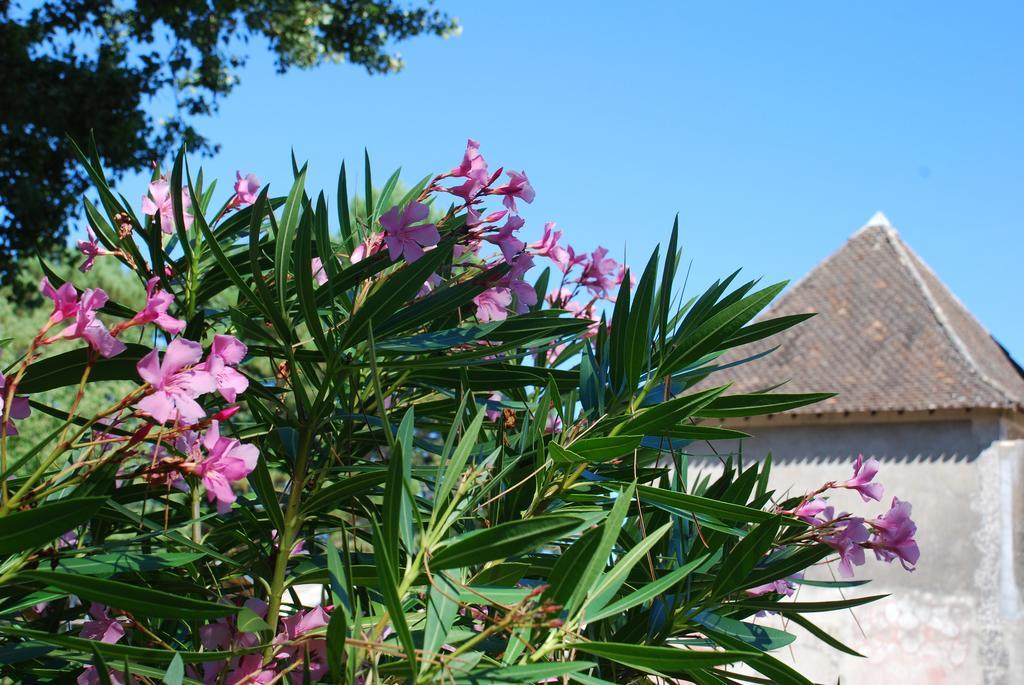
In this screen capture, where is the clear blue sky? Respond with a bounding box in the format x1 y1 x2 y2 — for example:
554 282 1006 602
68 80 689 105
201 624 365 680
123 0 1023 357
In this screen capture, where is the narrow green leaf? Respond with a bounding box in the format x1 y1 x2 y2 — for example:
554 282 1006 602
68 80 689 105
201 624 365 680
421 568 464 674
588 553 708 622
452 662 596 685
434 410 486 506
430 516 584 570
569 435 644 462
276 167 308 314
734 594 888 613
584 521 672 619
785 613 865 657
695 393 835 418
573 642 755 675
18 571 238 620
713 517 782 596
0 497 107 555
371 521 416 681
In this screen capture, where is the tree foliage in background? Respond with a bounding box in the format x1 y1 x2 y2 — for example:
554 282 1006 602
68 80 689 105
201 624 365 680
0 0 458 286
0 139 918 684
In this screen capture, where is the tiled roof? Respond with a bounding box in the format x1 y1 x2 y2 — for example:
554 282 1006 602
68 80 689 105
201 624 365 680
708 213 1024 414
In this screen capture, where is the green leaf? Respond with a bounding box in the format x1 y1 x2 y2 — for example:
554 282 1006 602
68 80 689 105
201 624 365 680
588 554 708 622
0 496 107 555
237 606 271 633
635 486 790 525
0 625 240 664
301 472 387 515
724 313 815 348
691 611 796 651
734 594 888 613
452 662 596 685
569 435 644 462
249 457 285 532
702 629 812 685
784 613 865 657
434 409 486 507
712 517 781 596
340 235 453 348
326 603 348 682
17 571 238 620
619 385 728 437
564 482 635 617
584 521 672 619
162 652 184 685
430 516 584 570
276 166 307 314
573 642 755 675
549 442 585 465
421 568 464 674
665 281 787 373
695 393 835 418
371 521 416 681
57 552 204 576
18 346 148 393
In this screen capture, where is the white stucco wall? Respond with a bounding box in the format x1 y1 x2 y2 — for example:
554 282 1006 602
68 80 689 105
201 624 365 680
691 439 1024 684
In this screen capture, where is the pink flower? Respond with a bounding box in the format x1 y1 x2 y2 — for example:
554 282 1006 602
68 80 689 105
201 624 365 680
578 247 620 298
544 411 563 435
199 598 266 684
473 288 512 323
233 172 260 206
78 667 127 685
275 606 330 683
59 289 127 358
841 454 884 502
746 575 800 598
529 222 564 260
484 392 503 422
141 178 193 234
793 497 828 524
122 277 186 334
194 421 259 513
552 243 586 274
818 507 869 578
482 215 526 264
76 227 116 273
492 170 535 212
135 338 216 424
41 277 80 324
0 372 31 437
79 603 126 644
868 497 920 571
380 202 440 264
199 335 249 403
448 138 489 182
445 140 492 202
351 232 384 263
225 655 275 685
311 258 328 286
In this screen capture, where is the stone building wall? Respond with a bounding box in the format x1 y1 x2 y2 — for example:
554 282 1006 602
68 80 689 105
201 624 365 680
691 438 1024 684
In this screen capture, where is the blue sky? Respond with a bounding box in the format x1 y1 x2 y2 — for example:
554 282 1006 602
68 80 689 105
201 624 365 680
123 0 1022 357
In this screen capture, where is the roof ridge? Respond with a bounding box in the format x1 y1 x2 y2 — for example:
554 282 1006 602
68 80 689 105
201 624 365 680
882 228 1017 405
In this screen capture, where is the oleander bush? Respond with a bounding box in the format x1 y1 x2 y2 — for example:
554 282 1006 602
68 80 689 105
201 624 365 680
0 138 918 684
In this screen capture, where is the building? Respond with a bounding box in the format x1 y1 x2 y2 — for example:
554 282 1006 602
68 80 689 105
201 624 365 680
705 213 1024 684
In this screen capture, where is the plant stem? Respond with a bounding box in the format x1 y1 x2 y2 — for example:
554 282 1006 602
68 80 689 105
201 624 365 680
264 424 314 650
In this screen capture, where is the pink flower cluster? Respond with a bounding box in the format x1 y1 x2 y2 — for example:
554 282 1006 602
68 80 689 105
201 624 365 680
788 455 920 578
16 275 258 513
340 140 625 332
76 600 329 685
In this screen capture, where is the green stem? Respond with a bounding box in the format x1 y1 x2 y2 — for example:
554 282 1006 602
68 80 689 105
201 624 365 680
264 425 315 649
